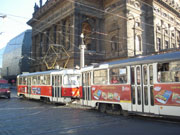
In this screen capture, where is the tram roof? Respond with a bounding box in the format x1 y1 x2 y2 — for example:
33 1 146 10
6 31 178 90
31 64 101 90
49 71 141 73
108 51 180 67
18 69 80 77
18 70 55 77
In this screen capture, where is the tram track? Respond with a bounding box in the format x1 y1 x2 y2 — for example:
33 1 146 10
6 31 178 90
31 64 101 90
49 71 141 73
0 103 128 133
0 107 51 122
0 101 180 135
30 119 127 135
0 98 11 105
1 113 129 135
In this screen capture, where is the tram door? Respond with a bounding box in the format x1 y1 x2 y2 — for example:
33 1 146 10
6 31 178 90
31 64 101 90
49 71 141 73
131 65 142 112
27 77 31 96
52 75 62 102
131 65 154 113
142 64 155 113
82 72 91 106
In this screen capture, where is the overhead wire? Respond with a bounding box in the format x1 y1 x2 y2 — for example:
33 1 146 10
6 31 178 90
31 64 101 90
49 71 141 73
28 0 179 49
1 0 180 62
0 4 173 48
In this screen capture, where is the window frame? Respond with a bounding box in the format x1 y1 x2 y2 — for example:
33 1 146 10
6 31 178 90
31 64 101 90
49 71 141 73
157 61 180 83
63 74 81 86
93 69 108 85
109 67 127 84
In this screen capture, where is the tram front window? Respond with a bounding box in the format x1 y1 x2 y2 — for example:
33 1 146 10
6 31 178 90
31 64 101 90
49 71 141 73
63 75 80 86
157 61 180 82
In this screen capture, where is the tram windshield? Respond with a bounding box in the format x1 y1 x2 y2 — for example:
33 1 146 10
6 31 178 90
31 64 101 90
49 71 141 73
157 61 180 82
63 74 80 86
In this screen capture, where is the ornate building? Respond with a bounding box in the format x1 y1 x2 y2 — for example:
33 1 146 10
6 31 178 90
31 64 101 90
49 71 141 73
28 0 180 72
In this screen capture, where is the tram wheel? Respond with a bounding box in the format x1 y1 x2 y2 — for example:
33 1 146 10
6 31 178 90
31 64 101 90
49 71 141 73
121 110 129 117
98 103 107 113
112 104 121 115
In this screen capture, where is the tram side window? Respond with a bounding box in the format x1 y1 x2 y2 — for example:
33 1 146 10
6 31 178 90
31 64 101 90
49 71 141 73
131 67 135 85
157 61 180 82
143 66 148 85
149 65 153 85
37 76 40 85
45 75 50 85
32 76 37 85
64 75 70 85
136 67 141 85
40 76 45 85
93 70 107 85
83 73 91 86
19 77 26 85
19 77 22 85
110 67 127 84
20 77 27 85
82 73 86 85
55 76 61 86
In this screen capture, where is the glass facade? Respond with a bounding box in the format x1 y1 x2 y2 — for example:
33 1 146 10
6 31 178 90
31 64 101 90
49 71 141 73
2 30 32 80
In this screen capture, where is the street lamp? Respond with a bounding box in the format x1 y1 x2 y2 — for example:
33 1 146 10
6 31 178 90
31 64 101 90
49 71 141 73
79 33 86 68
128 14 136 56
0 15 6 19
0 15 6 34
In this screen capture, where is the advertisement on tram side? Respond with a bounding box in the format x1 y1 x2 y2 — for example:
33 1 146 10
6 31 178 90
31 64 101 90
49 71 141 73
62 86 83 98
154 84 180 106
91 85 131 103
18 86 27 94
31 86 52 96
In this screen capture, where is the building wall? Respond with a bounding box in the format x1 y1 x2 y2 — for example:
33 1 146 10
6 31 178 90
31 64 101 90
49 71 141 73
2 30 32 80
28 0 105 71
153 0 180 52
104 0 127 60
28 0 180 72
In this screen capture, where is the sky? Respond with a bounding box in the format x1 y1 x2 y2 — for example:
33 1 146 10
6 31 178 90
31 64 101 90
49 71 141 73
0 0 45 50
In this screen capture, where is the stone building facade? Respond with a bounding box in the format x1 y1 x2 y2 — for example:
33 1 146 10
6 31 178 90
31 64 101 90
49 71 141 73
28 0 180 72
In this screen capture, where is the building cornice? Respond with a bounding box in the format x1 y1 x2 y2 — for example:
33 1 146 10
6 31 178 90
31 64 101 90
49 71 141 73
158 0 180 17
27 0 65 26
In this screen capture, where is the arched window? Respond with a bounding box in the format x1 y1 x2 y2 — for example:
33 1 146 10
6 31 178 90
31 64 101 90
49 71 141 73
157 38 161 51
82 22 92 50
157 26 161 31
178 31 180 48
65 19 71 50
135 35 141 51
165 40 169 49
111 36 118 51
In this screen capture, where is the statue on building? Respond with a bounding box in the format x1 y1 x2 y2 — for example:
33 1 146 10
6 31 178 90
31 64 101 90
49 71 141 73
34 3 39 12
40 0 42 7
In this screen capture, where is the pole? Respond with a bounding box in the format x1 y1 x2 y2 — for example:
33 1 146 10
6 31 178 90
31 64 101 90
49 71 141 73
0 15 6 35
0 15 6 19
79 33 86 68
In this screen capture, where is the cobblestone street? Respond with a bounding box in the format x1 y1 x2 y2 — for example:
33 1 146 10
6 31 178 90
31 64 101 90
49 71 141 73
0 89 180 135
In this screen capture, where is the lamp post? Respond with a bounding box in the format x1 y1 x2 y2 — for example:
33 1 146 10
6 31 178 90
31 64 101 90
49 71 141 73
0 15 6 34
0 15 6 19
79 33 86 68
128 14 136 56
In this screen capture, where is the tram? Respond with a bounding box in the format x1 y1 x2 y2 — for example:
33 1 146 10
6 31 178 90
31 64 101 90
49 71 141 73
17 51 180 117
81 51 180 117
17 69 82 103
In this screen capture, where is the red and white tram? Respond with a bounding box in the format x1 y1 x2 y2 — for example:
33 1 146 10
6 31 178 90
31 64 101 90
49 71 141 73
81 51 180 117
17 51 180 118
17 69 82 103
